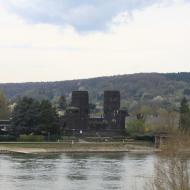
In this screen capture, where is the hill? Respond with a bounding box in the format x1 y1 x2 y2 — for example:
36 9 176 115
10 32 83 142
0 72 190 110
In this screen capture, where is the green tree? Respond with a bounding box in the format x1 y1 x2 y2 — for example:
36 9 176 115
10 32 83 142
39 100 59 134
179 97 190 131
11 97 59 135
0 91 10 119
127 119 145 135
11 97 40 134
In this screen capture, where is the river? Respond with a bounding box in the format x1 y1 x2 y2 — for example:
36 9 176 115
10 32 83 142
0 153 155 190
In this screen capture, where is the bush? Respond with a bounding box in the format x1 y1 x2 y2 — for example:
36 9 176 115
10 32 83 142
18 135 44 142
44 135 61 142
0 135 17 142
127 120 145 135
145 131 190 190
132 134 154 142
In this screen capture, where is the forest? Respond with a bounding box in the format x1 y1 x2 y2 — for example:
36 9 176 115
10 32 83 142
0 72 190 112
0 72 190 141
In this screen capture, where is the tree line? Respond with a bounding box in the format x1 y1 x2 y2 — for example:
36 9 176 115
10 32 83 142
1 73 190 109
1 89 190 137
11 97 60 135
0 91 65 137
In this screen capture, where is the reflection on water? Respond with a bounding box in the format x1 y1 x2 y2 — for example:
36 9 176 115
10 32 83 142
0 153 155 190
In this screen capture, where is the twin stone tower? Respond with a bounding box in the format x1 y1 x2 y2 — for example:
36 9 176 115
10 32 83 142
61 90 128 137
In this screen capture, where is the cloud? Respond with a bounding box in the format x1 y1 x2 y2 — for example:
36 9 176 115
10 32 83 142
2 0 163 31
0 0 189 82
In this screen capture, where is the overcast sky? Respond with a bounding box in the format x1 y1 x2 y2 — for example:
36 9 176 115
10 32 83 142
0 0 189 83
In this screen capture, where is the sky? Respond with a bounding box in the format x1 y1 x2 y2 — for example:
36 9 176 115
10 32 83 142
0 0 190 83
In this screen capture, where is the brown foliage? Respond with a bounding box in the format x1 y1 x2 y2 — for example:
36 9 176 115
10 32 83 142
145 131 190 190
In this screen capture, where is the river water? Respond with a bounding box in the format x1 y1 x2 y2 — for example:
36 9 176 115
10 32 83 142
0 153 155 190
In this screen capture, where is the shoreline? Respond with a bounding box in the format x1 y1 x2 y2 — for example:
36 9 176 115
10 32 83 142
0 142 159 154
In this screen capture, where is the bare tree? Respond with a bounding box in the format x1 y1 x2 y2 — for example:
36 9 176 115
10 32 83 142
145 131 190 190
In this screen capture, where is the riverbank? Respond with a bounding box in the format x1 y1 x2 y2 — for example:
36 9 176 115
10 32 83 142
0 141 158 154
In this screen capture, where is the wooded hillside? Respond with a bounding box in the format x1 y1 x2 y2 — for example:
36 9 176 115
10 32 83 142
0 73 190 110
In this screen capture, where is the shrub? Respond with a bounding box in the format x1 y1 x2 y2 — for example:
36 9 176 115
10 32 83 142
145 131 190 190
127 120 145 135
133 134 154 142
18 135 44 142
0 135 17 142
44 135 61 142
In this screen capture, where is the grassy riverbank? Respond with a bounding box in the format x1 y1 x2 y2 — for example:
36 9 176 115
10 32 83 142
0 141 156 154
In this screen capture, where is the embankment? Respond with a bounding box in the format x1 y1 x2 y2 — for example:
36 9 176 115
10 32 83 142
0 141 157 154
